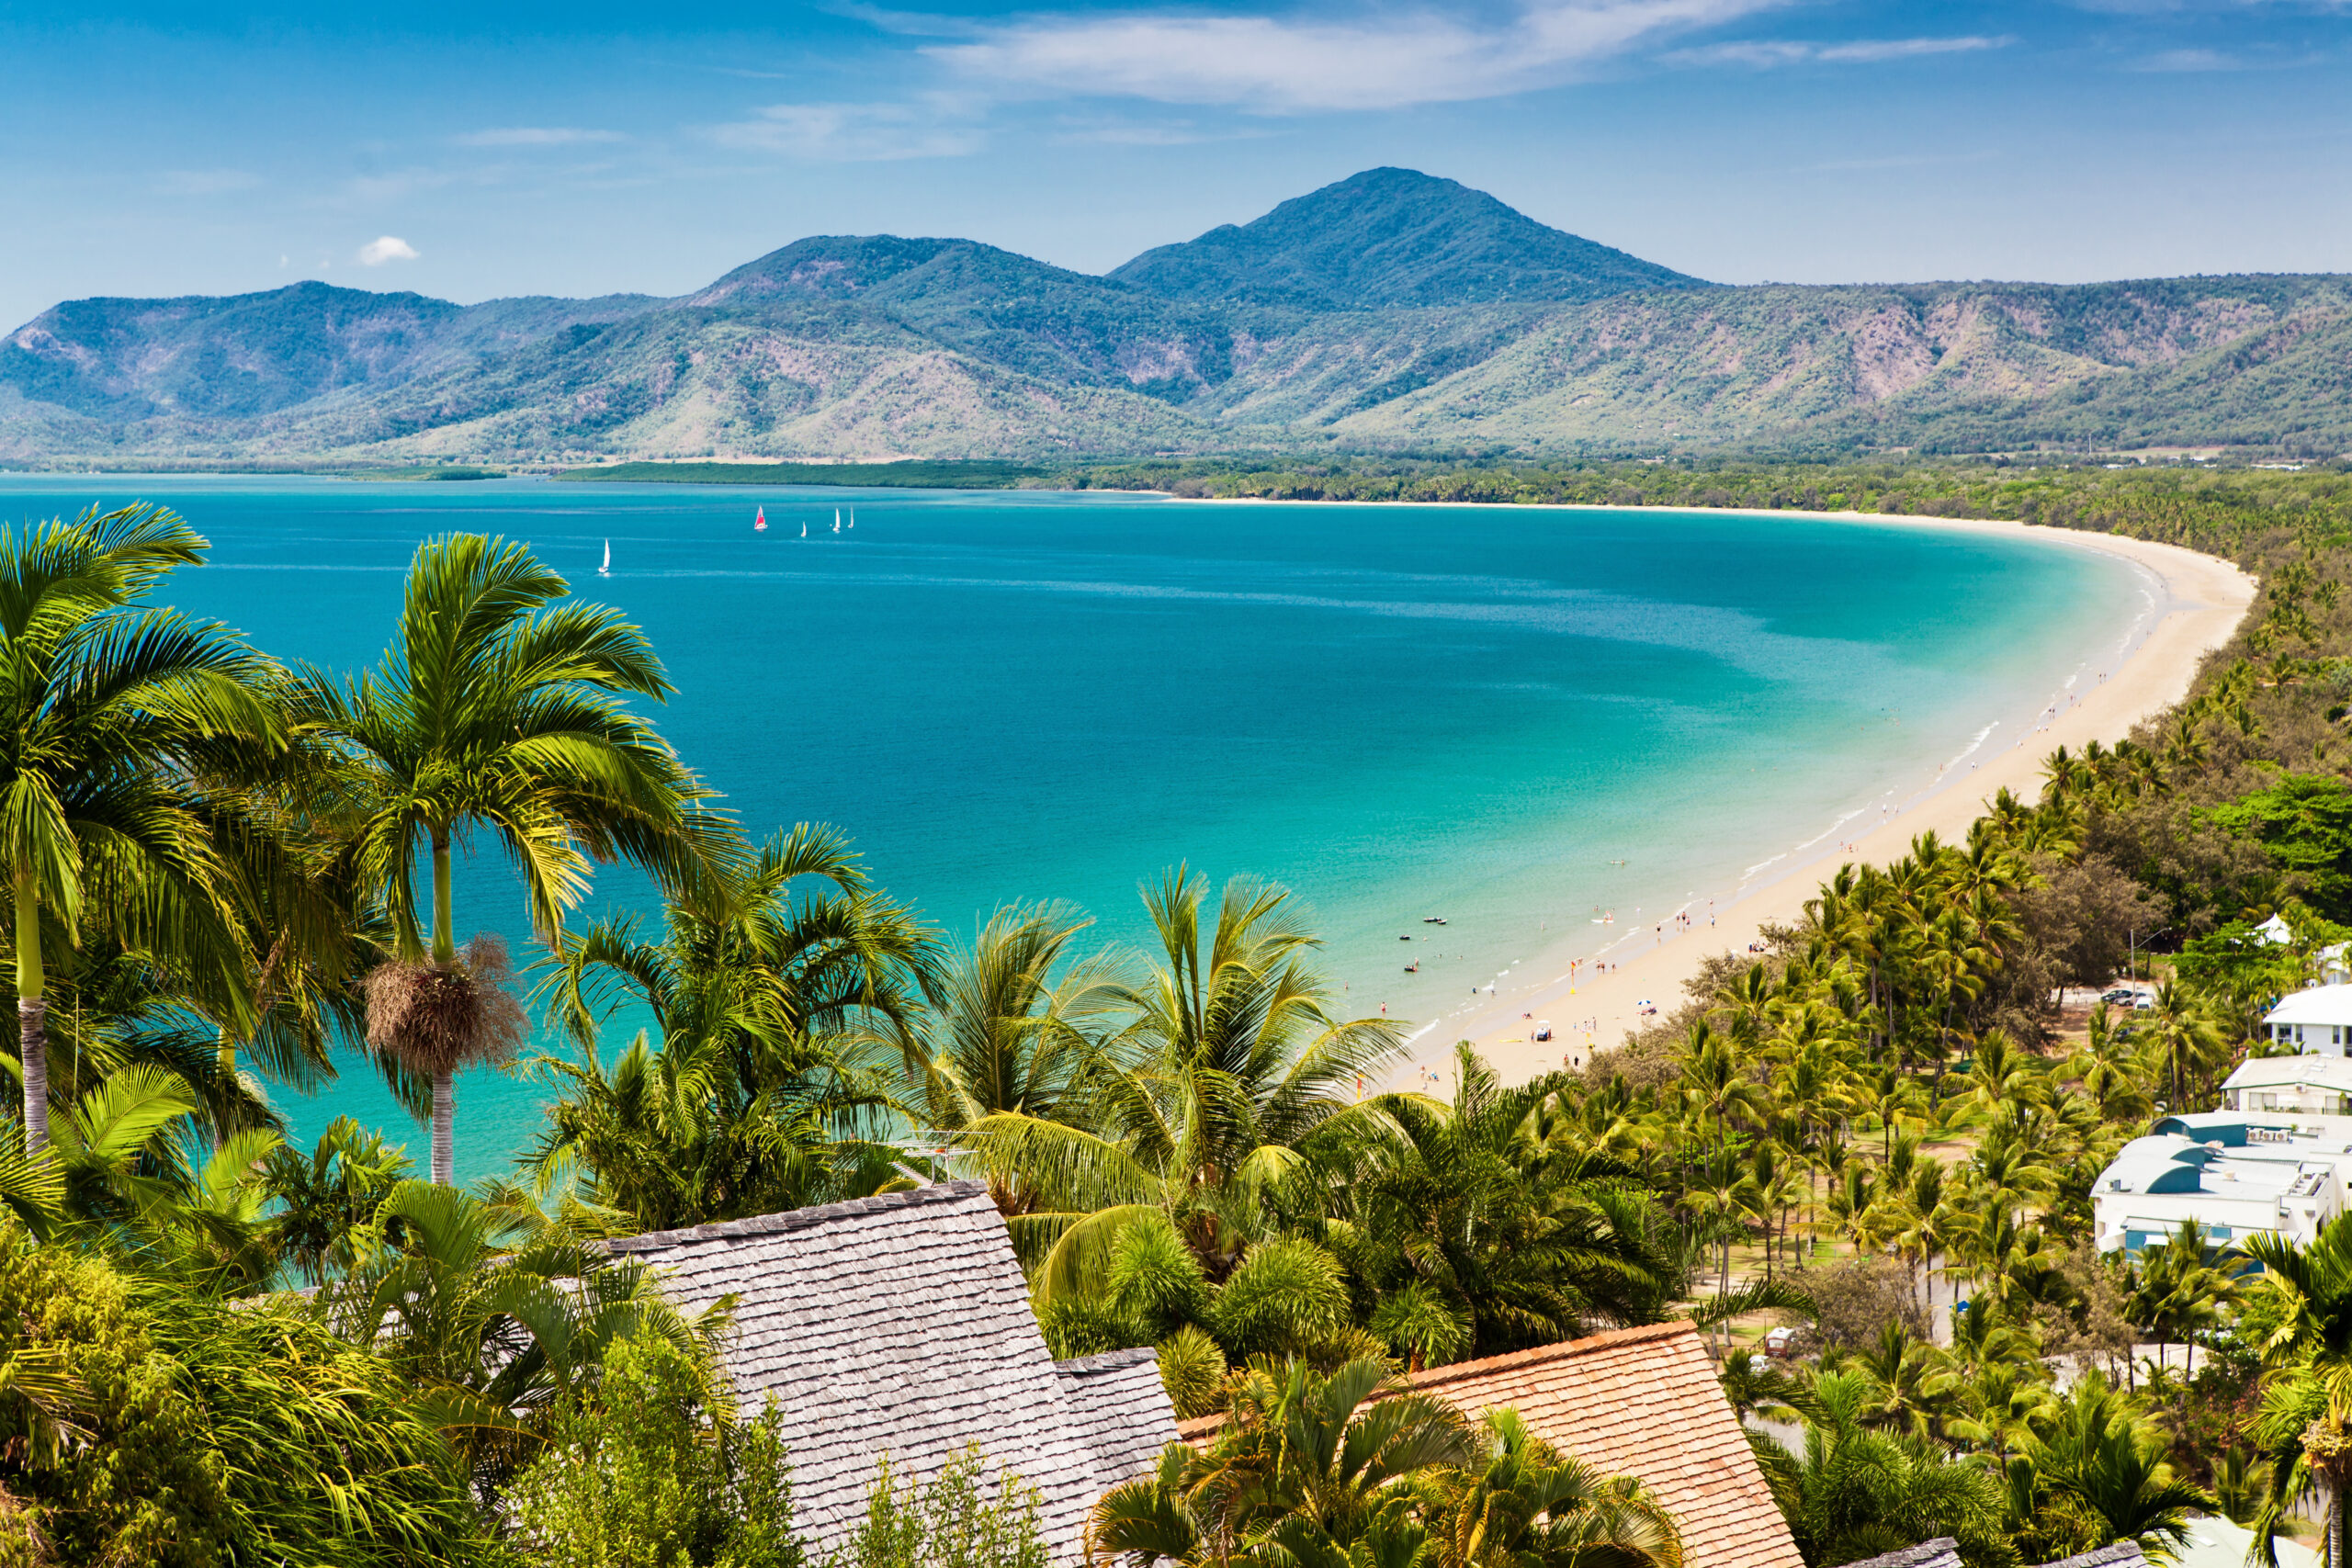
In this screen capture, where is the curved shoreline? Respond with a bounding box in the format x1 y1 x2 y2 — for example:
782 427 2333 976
1331 507 2260 1092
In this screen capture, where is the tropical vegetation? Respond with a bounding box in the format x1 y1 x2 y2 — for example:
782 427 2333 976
12 467 2352 1563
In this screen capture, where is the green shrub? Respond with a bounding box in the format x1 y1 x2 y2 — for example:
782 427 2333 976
831 1449 1047 1568
505 1334 800 1568
0 1220 489 1567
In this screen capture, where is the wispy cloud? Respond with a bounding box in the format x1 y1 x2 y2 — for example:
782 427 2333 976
1669 34 2013 68
2126 45 2322 71
453 127 629 147
1048 117 1262 146
710 98 982 159
154 168 260 196
356 235 421 265
925 0 1790 113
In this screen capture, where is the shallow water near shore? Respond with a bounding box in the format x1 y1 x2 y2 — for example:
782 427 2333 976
0 477 2149 1179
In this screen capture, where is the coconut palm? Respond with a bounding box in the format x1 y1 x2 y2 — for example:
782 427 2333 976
295 532 728 1183
0 503 283 1156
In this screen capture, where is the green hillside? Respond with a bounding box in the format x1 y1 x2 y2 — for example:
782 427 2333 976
555 459 1038 487
2 168 2346 467
1109 167 1708 309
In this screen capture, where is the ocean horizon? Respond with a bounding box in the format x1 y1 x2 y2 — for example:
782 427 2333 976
0 476 2150 1180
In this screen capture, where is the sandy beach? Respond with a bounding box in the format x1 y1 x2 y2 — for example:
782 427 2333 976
1375 510 2257 1093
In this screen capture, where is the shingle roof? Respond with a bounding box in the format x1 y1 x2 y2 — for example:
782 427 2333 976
1835 1540 1964 1568
1178 1321 1801 1568
1056 1348 1180 1492
607 1180 1177 1561
2036 1546 2149 1568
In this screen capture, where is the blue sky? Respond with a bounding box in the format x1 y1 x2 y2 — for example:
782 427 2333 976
4 0 2347 327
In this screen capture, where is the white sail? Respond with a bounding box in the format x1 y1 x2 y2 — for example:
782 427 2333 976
599 539 610 575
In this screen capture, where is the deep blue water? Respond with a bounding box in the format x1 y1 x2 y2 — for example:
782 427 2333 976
0 477 2148 1180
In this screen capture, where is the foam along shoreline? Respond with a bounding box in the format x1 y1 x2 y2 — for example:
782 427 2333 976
1373 510 2257 1094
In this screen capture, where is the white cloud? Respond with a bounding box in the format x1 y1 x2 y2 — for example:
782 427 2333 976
926 0 1790 112
1669 34 2012 67
710 99 982 160
453 127 629 147
356 235 421 265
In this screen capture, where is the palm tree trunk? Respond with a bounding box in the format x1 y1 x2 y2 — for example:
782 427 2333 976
430 827 455 1186
431 828 455 966
16 870 46 1156
432 1067 455 1187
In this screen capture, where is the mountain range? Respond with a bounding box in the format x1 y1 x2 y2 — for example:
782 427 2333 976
5 166 2347 467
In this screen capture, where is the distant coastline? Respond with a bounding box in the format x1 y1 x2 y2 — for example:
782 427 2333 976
1389 514 2256 1091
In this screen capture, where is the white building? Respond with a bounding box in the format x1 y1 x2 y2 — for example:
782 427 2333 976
2221 1053 2352 1119
2091 1117 2352 1258
2260 985 2352 1054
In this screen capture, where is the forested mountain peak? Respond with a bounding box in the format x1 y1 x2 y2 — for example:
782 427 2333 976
1106 166 1711 310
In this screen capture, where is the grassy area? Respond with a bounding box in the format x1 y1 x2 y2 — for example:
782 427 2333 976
553 460 1041 489
345 466 508 481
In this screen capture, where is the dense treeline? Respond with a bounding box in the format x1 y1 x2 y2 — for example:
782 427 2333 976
1061 453 2352 543
14 466 2352 1564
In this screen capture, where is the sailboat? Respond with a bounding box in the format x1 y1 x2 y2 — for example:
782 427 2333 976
848 507 855 529
598 539 610 577
832 509 841 535
754 505 767 532
799 521 807 537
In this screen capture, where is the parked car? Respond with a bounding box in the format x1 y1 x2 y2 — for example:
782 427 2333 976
1763 1325 1798 1358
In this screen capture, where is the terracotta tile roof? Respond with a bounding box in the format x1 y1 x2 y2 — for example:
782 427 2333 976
1180 1322 1801 1568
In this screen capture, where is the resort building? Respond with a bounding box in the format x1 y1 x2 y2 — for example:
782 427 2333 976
2254 914 2352 985
2258 983 2352 1054
605 1181 1179 1562
1180 1321 1804 1568
2091 1120 2352 1257
2220 1051 2352 1118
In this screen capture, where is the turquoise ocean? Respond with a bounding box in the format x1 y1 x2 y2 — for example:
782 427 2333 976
0 477 2152 1181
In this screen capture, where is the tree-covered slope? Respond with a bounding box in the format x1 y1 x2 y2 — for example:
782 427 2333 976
1108 167 1711 309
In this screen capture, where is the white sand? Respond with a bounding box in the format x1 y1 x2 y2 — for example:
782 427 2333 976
1374 511 2257 1091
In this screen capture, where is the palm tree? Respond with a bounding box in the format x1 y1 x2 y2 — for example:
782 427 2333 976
313 1178 729 1483
1321 1046 1683 1359
2245 1215 2352 1564
969 867 1404 1295
1748 1370 2012 1567
2014 1371 2208 1561
0 503 282 1155
1087 1357 1682 1568
1432 1406 1684 1568
528 824 930 1228
902 897 1125 1198
297 532 726 1184
2137 982 2226 1114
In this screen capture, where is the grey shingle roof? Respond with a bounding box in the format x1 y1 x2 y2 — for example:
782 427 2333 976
606 1180 1177 1561
2036 1547 2149 1568
1833 1540 1964 1568
1055 1348 1179 1492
